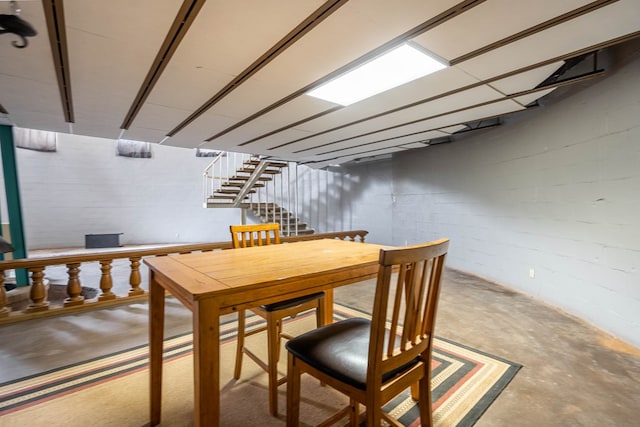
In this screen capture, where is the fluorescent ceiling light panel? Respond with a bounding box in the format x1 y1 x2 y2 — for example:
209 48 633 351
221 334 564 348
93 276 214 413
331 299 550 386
307 44 447 106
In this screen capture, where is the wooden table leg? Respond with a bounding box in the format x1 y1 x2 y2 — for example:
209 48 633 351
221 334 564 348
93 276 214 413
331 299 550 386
149 272 165 426
193 298 221 427
324 288 334 323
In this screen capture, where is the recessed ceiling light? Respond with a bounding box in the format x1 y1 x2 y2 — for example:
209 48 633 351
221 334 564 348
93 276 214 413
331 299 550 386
307 43 447 106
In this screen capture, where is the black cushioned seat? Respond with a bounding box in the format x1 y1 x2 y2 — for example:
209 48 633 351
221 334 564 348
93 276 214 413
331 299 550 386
286 317 417 390
261 292 325 312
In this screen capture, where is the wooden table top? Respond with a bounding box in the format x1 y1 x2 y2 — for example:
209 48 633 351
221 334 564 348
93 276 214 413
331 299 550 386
145 239 387 307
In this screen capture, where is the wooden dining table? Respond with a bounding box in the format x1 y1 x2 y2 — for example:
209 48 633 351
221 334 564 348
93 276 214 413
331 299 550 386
145 238 387 426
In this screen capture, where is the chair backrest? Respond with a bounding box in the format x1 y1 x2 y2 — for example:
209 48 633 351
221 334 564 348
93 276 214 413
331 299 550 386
368 238 449 386
230 223 281 248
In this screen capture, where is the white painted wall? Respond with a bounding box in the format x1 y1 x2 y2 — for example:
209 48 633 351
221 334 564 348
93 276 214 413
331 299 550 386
1 49 637 349
295 164 393 240
0 132 355 250
337 161 394 245
343 53 640 347
8 133 240 248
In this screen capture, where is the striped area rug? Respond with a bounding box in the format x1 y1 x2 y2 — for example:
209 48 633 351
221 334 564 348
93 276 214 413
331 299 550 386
0 304 520 426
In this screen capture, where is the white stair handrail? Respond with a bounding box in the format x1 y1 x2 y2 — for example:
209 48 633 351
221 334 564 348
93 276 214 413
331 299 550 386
202 151 252 206
204 152 314 236
202 151 225 207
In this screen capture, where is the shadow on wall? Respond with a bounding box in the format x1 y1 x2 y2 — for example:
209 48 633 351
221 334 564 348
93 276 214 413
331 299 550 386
294 164 363 236
321 159 394 244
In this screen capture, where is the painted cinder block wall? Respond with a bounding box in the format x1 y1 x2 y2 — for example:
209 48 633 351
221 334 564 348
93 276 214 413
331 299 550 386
294 160 393 244
1 48 636 349
9 133 241 249
1 133 350 250
345 52 640 347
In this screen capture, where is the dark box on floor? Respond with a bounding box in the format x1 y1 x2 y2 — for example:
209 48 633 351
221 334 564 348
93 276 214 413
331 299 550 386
85 233 123 249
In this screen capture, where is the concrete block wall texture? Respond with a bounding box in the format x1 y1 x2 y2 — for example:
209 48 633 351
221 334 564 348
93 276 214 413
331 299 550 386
385 53 639 347
0 46 636 348
0 131 350 250
339 161 394 245
8 133 240 249
293 164 390 237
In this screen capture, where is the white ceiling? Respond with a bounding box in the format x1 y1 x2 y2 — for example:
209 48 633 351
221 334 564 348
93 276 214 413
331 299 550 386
1 0 639 168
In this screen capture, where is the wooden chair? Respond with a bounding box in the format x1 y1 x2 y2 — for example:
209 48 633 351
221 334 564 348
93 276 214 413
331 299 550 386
229 223 327 416
285 238 449 426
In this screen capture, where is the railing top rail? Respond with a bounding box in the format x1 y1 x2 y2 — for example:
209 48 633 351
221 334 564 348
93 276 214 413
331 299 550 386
0 242 233 269
202 151 226 175
280 230 368 244
0 230 369 270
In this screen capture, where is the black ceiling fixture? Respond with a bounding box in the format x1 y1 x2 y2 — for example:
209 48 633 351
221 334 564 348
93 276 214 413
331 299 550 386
0 1 37 49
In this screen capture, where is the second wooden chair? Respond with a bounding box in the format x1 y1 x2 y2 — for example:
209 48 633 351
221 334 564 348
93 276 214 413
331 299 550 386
229 223 327 416
285 238 449 426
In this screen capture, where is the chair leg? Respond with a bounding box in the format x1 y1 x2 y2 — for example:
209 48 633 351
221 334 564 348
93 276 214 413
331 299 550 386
411 382 419 400
365 393 382 426
316 298 328 387
286 353 301 427
275 318 283 362
417 375 433 426
234 309 246 379
267 312 280 416
317 295 328 327
349 399 359 427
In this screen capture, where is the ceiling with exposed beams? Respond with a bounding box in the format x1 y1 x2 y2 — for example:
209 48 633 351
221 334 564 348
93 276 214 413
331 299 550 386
1 0 639 168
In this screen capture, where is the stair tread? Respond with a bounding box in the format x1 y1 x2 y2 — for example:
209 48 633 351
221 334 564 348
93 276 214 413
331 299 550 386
210 196 250 200
223 183 265 188
262 210 290 213
216 189 256 194
237 168 281 174
229 176 272 181
244 160 288 168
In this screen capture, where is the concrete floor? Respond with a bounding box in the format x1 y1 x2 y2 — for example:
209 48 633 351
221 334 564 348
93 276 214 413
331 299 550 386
1 266 639 426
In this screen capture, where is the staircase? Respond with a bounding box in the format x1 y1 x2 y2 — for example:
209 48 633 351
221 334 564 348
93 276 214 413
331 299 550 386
206 158 280 207
249 203 314 235
204 154 314 236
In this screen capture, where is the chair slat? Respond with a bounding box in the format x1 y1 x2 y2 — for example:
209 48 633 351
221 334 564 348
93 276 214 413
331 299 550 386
414 259 429 342
387 264 405 357
231 223 281 248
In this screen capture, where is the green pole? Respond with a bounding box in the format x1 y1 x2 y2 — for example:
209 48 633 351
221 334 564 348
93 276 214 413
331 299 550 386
0 125 29 286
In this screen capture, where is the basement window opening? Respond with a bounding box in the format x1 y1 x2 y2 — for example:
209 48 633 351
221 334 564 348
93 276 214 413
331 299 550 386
116 139 152 158
14 127 57 152
195 148 221 157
